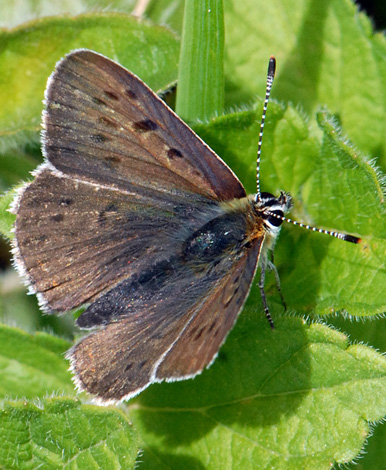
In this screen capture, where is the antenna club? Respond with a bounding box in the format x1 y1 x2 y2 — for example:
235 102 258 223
268 56 276 77
343 234 362 244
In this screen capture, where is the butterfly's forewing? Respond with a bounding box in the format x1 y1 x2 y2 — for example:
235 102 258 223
43 49 246 201
13 168 217 311
68 237 263 401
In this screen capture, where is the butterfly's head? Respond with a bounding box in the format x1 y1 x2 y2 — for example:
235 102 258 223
254 190 293 232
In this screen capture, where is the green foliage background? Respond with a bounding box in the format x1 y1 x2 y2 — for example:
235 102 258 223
0 0 385 469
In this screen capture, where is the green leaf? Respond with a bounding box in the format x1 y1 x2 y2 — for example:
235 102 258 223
145 0 185 33
0 325 74 400
176 0 224 121
0 0 138 28
0 12 179 157
222 0 386 167
148 0 386 166
0 397 139 469
0 188 18 239
326 315 386 470
0 147 40 191
129 316 386 469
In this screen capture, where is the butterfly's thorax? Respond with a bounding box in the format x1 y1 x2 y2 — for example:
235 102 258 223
181 195 270 269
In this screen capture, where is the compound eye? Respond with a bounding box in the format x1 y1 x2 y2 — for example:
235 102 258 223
267 210 284 227
260 192 275 201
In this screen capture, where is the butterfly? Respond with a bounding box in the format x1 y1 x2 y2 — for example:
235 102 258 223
11 50 360 403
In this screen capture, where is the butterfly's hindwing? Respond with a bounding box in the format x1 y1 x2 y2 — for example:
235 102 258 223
68 231 263 401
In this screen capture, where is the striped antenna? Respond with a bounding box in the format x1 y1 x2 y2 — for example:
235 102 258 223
257 58 361 245
256 56 276 200
268 209 361 244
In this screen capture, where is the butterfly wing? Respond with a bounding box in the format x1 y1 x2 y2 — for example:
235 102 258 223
12 49 258 402
68 237 263 402
13 49 246 311
156 238 263 380
13 168 218 311
43 49 246 201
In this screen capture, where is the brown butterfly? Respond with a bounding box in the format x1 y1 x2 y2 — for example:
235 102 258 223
11 50 360 403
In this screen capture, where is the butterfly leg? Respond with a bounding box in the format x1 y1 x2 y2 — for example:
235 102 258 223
258 258 275 329
267 252 287 311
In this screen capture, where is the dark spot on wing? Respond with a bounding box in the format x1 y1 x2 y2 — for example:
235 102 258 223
125 89 137 100
91 133 110 143
92 96 107 106
104 90 119 101
98 203 118 225
151 332 163 340
59 198 73 207
134 119 158 132
125 363 133 372
167 148 184 159
194 327 205 341
39 235 48 242
51 214 64 222
190 325 198 336
104 155 122 163
208 321 216 333
47 145 76 155
139 360 147 370
224 295 235 308
106 203 118 212
99 116 119 129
